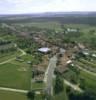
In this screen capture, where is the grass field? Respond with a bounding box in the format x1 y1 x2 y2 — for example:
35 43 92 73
0 90 27 100
79 58 96 68
0 50 21 63
79 71 96 90
0 34 17 41
31 82 45 90
0 63 30 90
63 65 96 91
53 85 68 100
34 94 43 100
13 21 62 30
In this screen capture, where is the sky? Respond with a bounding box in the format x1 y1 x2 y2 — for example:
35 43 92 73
0 0 96 14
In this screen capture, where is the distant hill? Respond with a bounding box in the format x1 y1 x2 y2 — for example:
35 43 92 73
0 12 96 25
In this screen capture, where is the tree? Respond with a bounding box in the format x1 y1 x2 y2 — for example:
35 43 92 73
27 91 35 100
68 90 96 100
79 78 85 89
54 75 64 94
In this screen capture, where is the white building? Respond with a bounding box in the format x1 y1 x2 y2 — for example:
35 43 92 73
67 28 78 32
38 47 51 53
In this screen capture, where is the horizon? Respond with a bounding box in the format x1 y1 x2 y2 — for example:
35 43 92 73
0 0 96 14
0 11 96 16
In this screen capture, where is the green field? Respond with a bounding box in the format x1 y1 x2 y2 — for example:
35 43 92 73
79 71 96 90
63 65 96 91
0 90 27 100
79 58 96 68
0 63 30 90
53 92 68 100
13 21 62 30
31 82 45 90
0 50 21 63
53 88 68 100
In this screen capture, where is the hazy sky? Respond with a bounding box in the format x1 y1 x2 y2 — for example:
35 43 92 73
0 0 96 14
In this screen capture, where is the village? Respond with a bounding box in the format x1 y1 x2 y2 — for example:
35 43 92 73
0 22 96 100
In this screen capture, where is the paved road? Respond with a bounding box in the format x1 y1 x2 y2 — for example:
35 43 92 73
44 55 57 95
64 79 83 93
0 87 27 93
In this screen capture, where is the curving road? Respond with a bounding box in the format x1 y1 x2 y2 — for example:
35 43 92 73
0 47 26 65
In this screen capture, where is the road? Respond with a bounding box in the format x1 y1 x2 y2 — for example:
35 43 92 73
43 55 84 94
0 47 26 65
0 87 27 93
64 79 83 93
0 24 26 65
44 55 57 95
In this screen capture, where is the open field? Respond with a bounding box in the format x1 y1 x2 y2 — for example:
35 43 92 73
79 70 96 90
0 90 27 100
0 50 21 63
13 21 62 31
63 65 96 91
34 94 43 100
31 82 45 90
1 35 17 41
0 63 30 90
53 85 68 100
79 58 96 68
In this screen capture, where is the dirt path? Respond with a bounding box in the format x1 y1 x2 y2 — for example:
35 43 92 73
64 79 83 93
0 48 26 65
0 87 27 93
